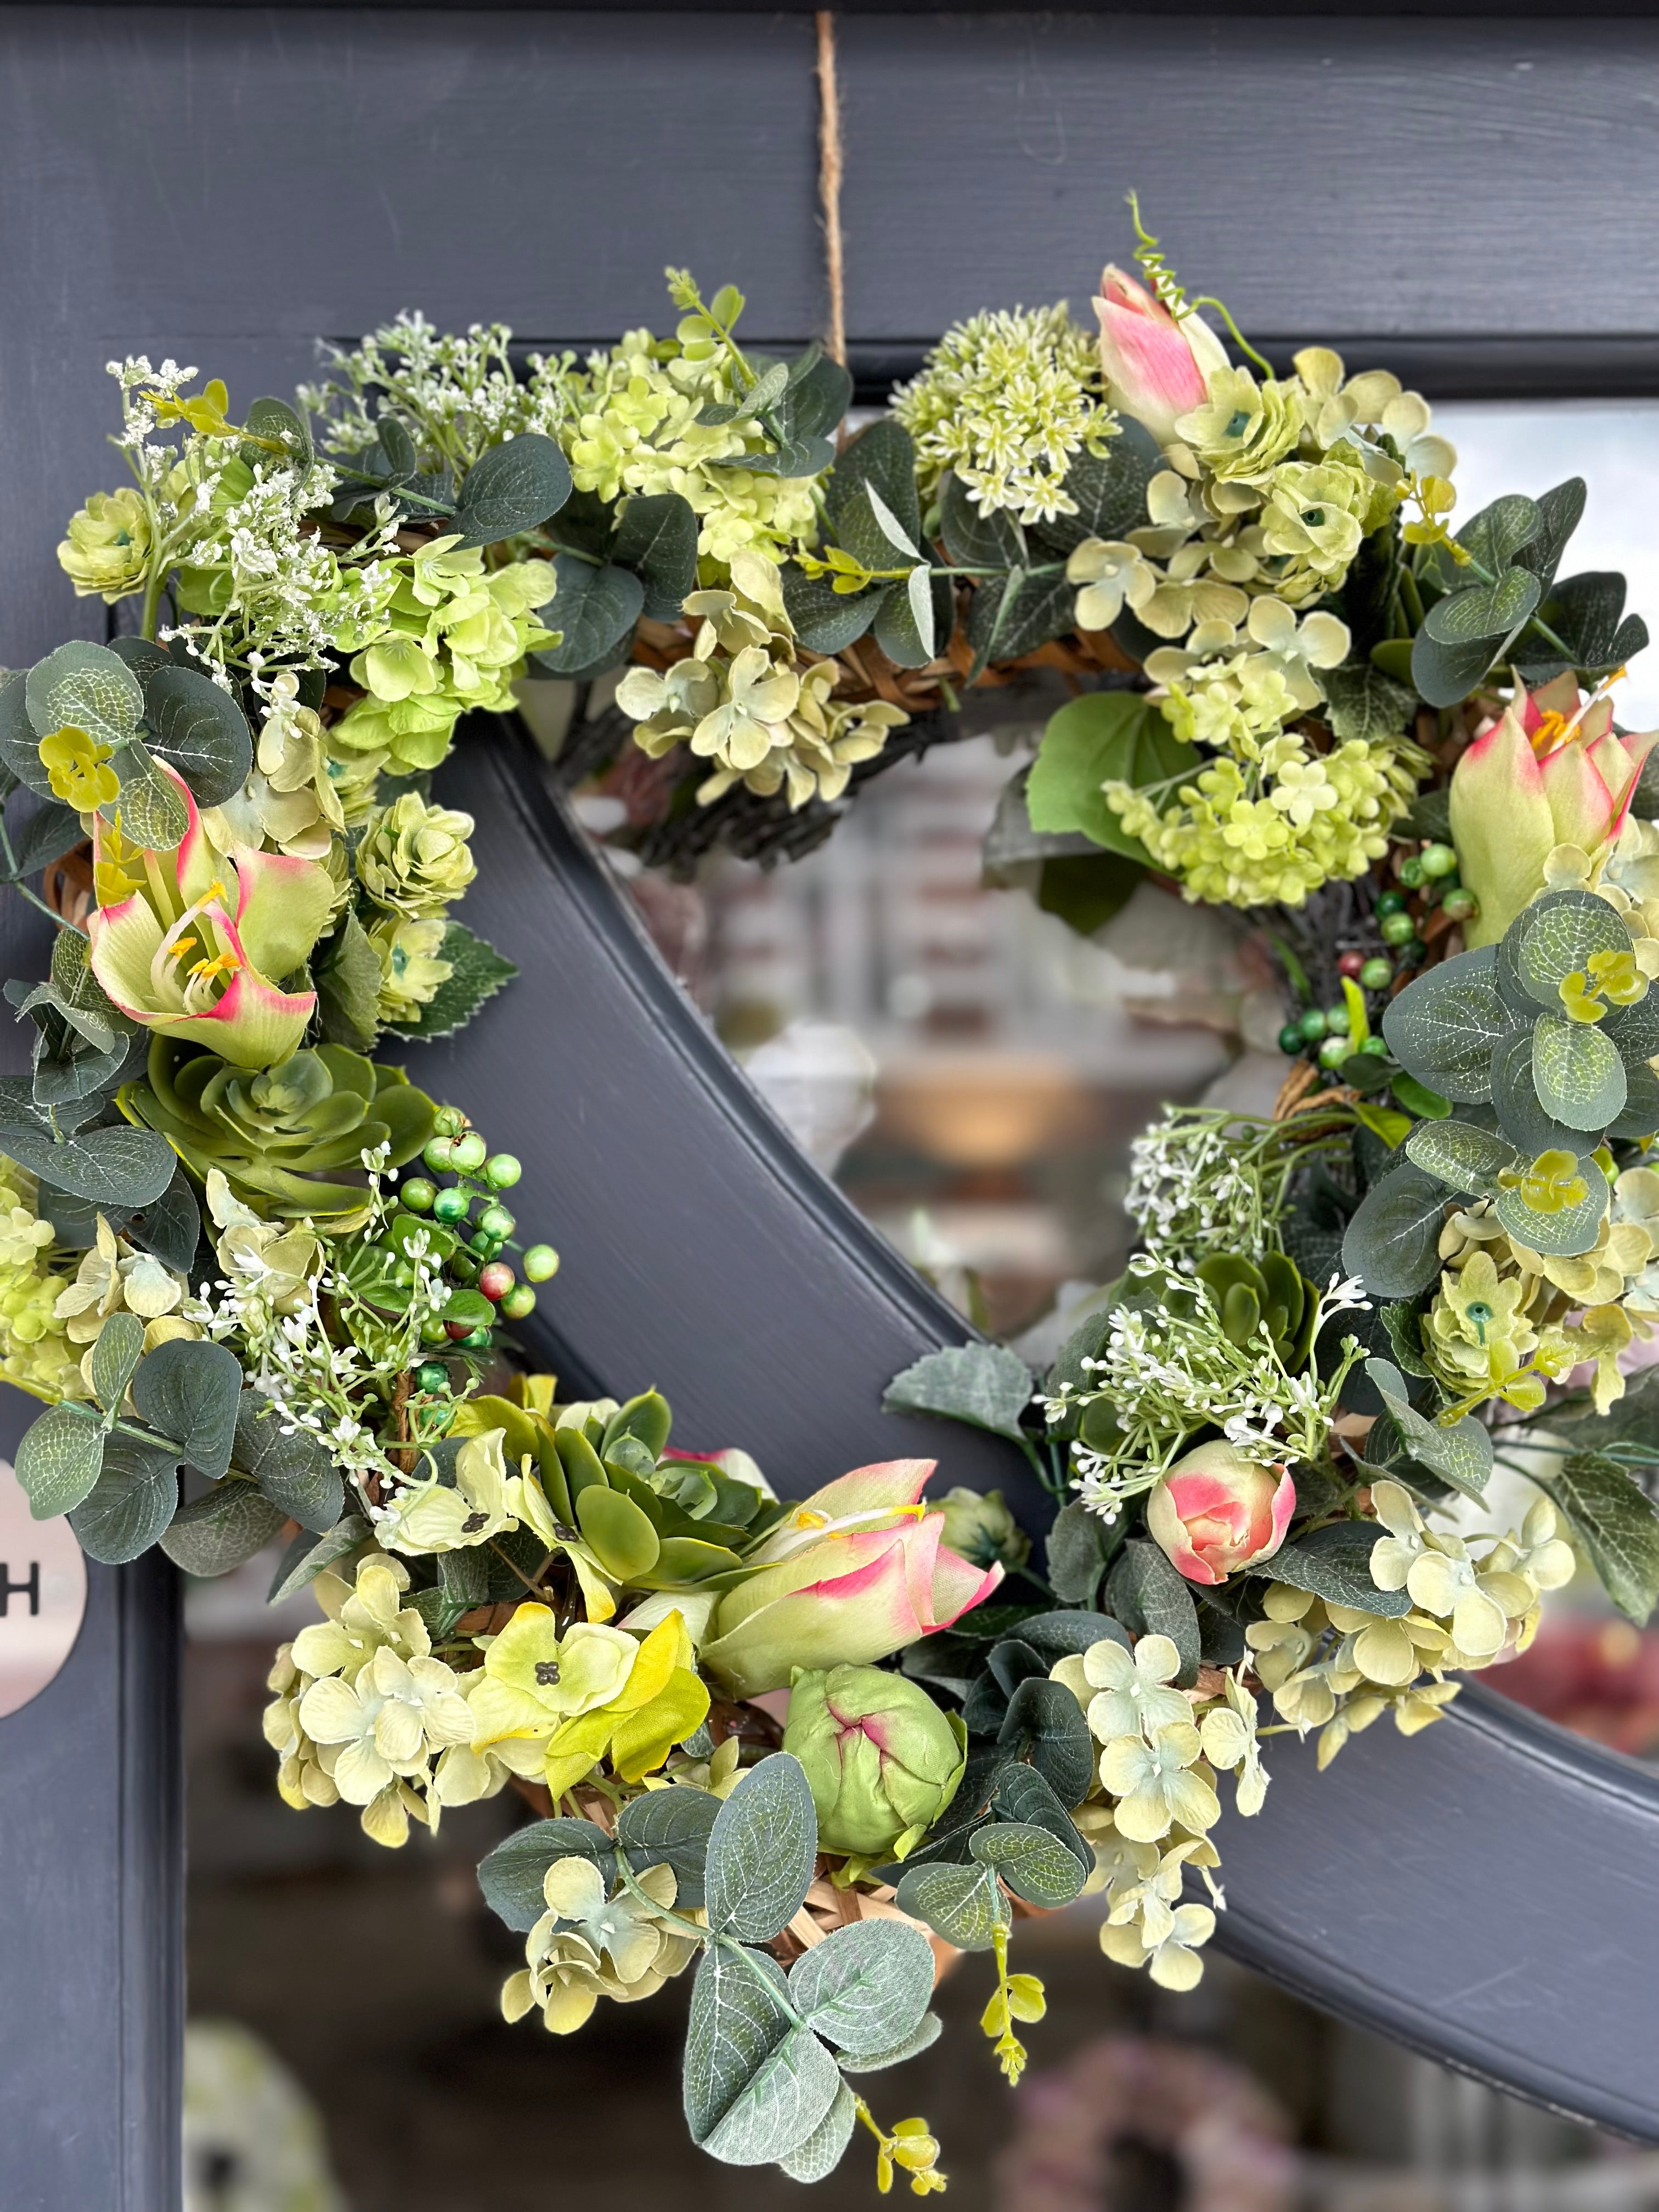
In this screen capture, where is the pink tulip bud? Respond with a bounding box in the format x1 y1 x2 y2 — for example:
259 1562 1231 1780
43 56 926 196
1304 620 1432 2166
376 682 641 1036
1093 266 1229 448
1145 1442 1295 1587
1452 685 1659 948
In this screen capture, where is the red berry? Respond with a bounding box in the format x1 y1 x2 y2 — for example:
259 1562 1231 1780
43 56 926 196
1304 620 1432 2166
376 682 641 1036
445 1320 475 1341
1337 950 1366 980
478 1261 516 1302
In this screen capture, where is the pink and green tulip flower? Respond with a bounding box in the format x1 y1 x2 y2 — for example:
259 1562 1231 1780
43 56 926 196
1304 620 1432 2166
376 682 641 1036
1451 676 1658 948
1093 264 1230 450
700 1458 1004 1698
1145 1441 1295 1587
89 763 335 1070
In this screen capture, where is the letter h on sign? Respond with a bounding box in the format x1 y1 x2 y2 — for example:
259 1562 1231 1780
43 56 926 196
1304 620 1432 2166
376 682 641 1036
0 1561 40 1617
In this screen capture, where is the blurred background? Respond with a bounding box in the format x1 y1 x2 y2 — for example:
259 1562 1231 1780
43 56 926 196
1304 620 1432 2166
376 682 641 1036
180 397 1659 2209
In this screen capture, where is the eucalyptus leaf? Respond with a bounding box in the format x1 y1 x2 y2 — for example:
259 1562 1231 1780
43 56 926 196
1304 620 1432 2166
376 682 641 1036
1365 1358 1490 1499
1537 1449 1659 1624
108 736 190 850
530 557 640 678
26 640 143 751
233 1391 343 1532
892 1859 1008 1952
779 2081 858 2185
0 1120 177 1209
780 566 881 655
969 1818 1088 1909
837 2015 944 2074
701 2024 842 2169
825 420 922 574
160 1479 287 1577
88 1308 145 1415
1532 1014 1625 1132
939 473 1025 568
1492 1155 1609 1256
0 670 56 794
15 1402 106 1518
683 1943 793 2147
267 1514 369 1603
616 1784 721 1911
142 664 253 806
133 1338 242 1480
1381 947 1508 1103
703 1753 817 1944
1045 1499 1110 1606
1513 890 1633 1010
452 432 572 545
882 1342 1033 1444
477 1818 617 1932
1403 1119 1520 1197
789 1917 935 2055
996 1677 1095 1805
2 799 83 881
69 1436 180 1564
1423 567 1540 647
1103 1540 1200 1686
611 492 699 621
1260 1519 1409 1615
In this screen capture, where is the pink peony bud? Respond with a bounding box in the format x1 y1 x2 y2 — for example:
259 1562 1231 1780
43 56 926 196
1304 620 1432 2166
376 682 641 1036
1145 1442 1295 1586
1093 266 1229 448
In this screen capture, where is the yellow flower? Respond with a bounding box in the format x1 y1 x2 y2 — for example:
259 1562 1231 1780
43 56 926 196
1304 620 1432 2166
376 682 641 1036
37 725 119 809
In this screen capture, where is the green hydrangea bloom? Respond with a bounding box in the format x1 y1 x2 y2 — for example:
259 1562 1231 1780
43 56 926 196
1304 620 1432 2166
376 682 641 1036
330 544 557 773
57 487 153 603
369 915 454 1022
890 303 1118 524
0 1161 83 1400
1175 368 1302 487
564 332 819 563
357 792 477 919
1107 734 1423 907
1259 455 1381 603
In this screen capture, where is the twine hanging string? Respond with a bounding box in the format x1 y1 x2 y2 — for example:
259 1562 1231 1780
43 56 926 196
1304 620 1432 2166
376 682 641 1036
815 11 847 369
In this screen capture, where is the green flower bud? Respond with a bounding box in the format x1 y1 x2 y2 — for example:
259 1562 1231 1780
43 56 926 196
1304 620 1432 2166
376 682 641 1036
357 792 478 919
782 1664 968 1859
936 1486 1030 1574
57 488 152 603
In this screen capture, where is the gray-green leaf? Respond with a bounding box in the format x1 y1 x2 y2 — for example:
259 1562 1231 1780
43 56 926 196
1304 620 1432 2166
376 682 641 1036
969 1819 1089 1909
779 2081 858 2183
1537 1449 1659 1624
1403 1119 1520 1197
892 1859 1009 1952
701 2024 842 2168
1532 1014 1626 1132
160 1479 286 1577
15 1402 106 1517
703 1753 818 1944
882 1342 1034 1444
132 1338 242 1480
789 1917 935 2055
1364 1358 1490 1499
88 1309 145 1415
683 1943 793 2147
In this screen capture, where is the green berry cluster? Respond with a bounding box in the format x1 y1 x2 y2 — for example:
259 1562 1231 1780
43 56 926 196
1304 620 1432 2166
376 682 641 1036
391 1104 558 1393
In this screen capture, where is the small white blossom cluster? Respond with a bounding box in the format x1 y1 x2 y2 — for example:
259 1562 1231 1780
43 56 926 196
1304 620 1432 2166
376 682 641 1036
302 313 579 473
1041 1253 1369 1516
1125 1111 1279 1262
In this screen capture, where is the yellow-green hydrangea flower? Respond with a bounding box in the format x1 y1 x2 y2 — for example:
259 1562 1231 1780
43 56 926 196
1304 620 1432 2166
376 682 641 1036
58 487 152 602
1174 367 1302 486
356 792 477 919
369 915 453 1023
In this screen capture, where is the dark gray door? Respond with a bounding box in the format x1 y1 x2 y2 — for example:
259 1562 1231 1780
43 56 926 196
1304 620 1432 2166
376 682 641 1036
2 10 1657 2203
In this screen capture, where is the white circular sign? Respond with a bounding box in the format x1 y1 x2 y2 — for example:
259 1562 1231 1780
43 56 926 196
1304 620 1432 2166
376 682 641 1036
0 1457 86 1718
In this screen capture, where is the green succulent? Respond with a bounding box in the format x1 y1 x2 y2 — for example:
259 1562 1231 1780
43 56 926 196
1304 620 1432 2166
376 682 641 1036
451 1386 779 1599
356 792 477 919
120 1036 438 1220
1194 1251 1318 1363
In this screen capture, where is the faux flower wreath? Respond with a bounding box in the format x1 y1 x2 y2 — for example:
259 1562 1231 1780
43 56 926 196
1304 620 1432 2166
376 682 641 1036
2 205 1656 2194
